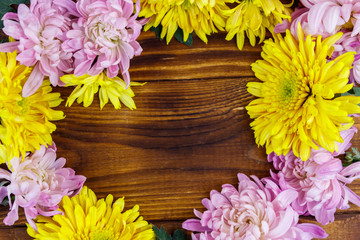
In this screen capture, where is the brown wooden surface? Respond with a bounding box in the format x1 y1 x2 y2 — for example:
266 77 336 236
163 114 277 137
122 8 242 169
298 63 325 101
0 31 360 239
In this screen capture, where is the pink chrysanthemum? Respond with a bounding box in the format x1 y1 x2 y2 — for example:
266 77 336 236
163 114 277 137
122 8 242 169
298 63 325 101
0 143 85 230
0 0 75 97
268 127 360 225
62 0 145 86
182 173 327 240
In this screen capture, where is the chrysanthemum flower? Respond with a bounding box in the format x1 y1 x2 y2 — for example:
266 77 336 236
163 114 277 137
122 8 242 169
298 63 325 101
182 173 327 239
0 0 74 97
223 0 292 50
246 24 360 161
268 127 360 225
27 186 156 240
0 143 85 229
0 51 64 163
61 72 144 110
139 0 234 44
62 0 144 87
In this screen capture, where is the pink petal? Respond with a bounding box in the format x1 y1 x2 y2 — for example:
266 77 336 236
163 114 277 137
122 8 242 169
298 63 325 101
49 71 60 86
107 64 119 78
63 38 83 51
129 41 143 56
0 42 19 52
340 161 360 178
17 48 37 66
24 208 38 231
297 223 328 239
267 207 294 238
325 180 341 209
0 187 8 203
2 21 23 40
352 19 360 37
0 169 11 180
274 20 290 33
274 189 298 208
341 4 353 22
201 198 215 211
323 6 340 34
312 151 332 164
344 186 360 206
74 60 92 76
3 204 19 226
194 209 203 218
210 190 230 208
335 127 357 156
22 63 45 97
66 30 84 40
42 25 61 39
182 219 211 232
51 157 66 169
2 12 19 21
308 2 335 34
121 70 130 87
53 0 81 17
40 151 57 170
115 17 127 29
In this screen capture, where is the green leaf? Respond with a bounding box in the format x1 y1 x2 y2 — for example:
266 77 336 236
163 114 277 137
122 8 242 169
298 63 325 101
341 87 360 97
153 226 172 240
344 147 360 166
353 87 360 96
172 229 186 240
151 25 163 41
150 25 193 46
173 28 193 47
153 226 186 240
0 0 29 29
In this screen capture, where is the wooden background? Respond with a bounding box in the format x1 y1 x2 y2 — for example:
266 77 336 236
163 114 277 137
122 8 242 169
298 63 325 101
1 31 360 239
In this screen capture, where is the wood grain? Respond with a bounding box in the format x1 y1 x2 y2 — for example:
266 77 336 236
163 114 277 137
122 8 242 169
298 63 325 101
1 31 360 239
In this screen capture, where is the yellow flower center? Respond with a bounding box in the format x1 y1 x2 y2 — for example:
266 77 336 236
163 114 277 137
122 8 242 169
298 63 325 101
279 73 298 103
182 0 192 8
17 97 29 115
90 230 116 240
271 72 311 114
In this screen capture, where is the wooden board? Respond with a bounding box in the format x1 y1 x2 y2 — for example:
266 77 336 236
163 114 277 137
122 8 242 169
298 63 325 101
0 31 360 240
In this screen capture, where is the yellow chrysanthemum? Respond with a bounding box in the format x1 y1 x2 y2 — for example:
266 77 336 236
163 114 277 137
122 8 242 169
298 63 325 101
0 51 64 163
27 186 156 240
246 24 360 161
224 0 292 50
61 72 144 110
139 0 234 44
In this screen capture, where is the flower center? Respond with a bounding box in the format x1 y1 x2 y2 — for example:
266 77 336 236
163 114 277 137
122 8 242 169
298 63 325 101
90 230 117 240
293 159 307 180
87 19 123 48
279 73 298 103
182 0 194 9
274 71 311 114
343 17 354 30
17 97 29 115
